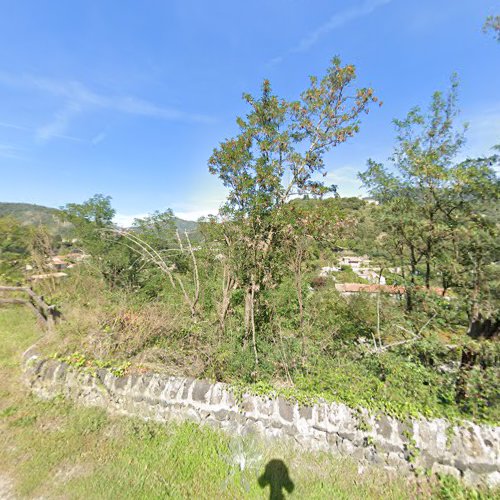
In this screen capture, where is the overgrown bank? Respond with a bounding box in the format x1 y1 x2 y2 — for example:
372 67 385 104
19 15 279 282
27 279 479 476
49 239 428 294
4 305 494 499
24 332 500 488
39 262 499 426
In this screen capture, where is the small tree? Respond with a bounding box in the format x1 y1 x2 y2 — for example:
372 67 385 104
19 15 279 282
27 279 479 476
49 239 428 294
60 194 139 287
209 57 379 365
360 77 466 308
281 199 352 357
360 81 499 335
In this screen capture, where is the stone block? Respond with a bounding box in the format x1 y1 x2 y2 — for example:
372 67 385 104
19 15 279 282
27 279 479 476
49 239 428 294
213 409 231 421
28 357 46 376
485 471 500 488
374 438 401 454
54 363 68 381
208 383 224 405
326 433 341 449
340 438 355 455
462 469 481 486
192 380 211 403
257 397 274 417
299 405 313 421
148 376 165 398
114 375 129 391
338 431 357 441
42 361 58 380
225 390 237 407
181 378 195 399
375 415 394 440
278 397 294 422
387 452 404 467
241 396 255 413
397 420 413 443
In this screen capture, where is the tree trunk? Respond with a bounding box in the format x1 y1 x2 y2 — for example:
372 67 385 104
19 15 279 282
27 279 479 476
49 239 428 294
405 248 418 312
218 264 235 334
425 248 431 289
244 287 252 348
250 283 259 366
467 255 482 336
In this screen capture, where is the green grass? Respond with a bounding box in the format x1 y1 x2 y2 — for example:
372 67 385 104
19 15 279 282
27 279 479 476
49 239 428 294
0 305 495 499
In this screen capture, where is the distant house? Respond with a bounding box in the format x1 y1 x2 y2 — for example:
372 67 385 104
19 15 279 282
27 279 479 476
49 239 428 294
47 252 89 271
28 272 68 282
339 255 370 269
49 256 68 271
319 266 341 277
65 252 89 262
335 283 446 297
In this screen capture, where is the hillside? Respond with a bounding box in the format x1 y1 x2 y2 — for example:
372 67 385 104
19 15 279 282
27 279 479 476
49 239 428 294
171 217 198 233
0 202 60 225
0 202 72 236
0 202 197 234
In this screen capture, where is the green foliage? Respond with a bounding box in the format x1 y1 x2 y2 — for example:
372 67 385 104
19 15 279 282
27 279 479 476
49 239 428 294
59 195 147 288
2 67 499 432
436 474 491 500
483 14 500 42
360 79 499 335
331 264 369 283
52 351 131 377
0 216 31 282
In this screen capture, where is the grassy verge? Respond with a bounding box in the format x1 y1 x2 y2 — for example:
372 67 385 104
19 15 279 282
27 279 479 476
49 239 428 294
0 305 495 499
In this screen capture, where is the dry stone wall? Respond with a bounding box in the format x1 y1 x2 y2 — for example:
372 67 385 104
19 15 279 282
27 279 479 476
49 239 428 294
22 346 500 487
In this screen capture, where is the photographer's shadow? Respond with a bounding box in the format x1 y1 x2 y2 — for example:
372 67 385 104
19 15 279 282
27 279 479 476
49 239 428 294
258 459 294 499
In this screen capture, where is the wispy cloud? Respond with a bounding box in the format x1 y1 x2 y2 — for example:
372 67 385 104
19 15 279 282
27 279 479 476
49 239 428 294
268 0 391 66
0 72 214 143
0 121 30 131
35 102 84 143
0 143 26 160
0 117 83 143
91 130 107 145
294 0 391 52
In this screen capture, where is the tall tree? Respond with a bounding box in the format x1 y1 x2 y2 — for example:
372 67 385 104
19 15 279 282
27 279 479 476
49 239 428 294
442 154 499 337
209 57 379 364
360 78 466 306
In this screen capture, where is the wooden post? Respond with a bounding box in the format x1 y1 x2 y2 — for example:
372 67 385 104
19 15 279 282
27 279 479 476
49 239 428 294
0 285 61 331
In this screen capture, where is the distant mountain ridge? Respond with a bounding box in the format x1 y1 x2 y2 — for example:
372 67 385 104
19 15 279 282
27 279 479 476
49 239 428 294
0 202 198 234
0 202 72 236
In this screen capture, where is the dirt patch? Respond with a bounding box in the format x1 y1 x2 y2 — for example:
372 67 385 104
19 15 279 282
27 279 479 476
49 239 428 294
54 462 92 484
0 474 16 499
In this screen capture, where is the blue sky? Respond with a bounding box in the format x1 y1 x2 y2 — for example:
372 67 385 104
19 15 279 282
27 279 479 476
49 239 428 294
0 0 498 223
